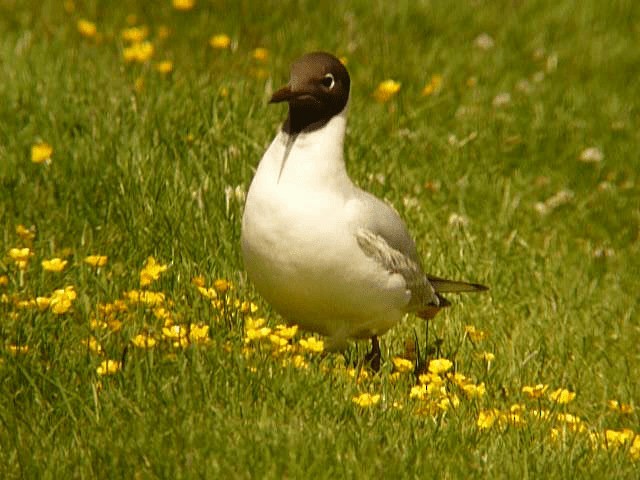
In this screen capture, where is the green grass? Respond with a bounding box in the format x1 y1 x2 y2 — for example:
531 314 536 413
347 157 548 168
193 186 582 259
1 0 639 477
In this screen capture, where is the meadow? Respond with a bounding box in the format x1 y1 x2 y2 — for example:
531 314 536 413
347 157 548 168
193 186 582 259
0 0 639 477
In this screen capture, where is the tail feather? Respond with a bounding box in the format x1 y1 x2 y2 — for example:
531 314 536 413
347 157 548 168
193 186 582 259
427 275 488 294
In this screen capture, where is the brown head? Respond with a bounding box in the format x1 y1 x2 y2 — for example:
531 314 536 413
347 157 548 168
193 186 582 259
270 52 351 134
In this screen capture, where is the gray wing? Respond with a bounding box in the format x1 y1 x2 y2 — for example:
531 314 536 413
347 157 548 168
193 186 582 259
352 191 487 312
355 191 421 264
355 228 441 311
352 191 442 312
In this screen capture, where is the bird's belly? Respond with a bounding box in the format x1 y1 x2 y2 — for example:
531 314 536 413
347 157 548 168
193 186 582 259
241 188 409 342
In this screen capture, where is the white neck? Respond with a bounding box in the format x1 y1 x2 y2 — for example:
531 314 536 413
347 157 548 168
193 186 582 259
257 106 351 191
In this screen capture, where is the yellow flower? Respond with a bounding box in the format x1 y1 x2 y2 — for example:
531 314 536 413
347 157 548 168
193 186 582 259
49 286 76 314
244 326 272 343
630 435 640 461
409 384 427 400
77 19 97 38
209 34 231 49
419 371 444 386
245 317 266 330
522 384 548 399
123 42 154 63
155 60 173 74
252 47 269 62
8 344 29 355
299 337 324 353
9 247 32 262
352 393 381 407
96 359 122 376
462 382 486 398
421 74 443 96
84 336 103 354
464 324 488 342
292 354 308 369
139 256 168 287
31 142 53 164
549 388 576 404
121 26 149 43
0 275 8 287
162 324 185 340
437 394 460 411
604 429 635 447
84 255 108 267
238 301 258 314
16 224 36 242
269 334 288 348
479 352 495 362
172 0 195 10
132 333 157 349
428 358 453 375
196 286 216 300
477 409 500 429
391 356 414 373
128 287 164 306
373 80 401 103
608 400 634 414
189 324 210 344
41 258 67 272
213 278 231 293
274 324 298 340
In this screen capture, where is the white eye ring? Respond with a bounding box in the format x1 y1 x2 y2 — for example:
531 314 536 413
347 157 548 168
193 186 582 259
322 73 335 90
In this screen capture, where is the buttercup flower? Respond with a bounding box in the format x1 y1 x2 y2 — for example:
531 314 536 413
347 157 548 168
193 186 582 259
252 48 269 62
155 61 173 74
299 337 324 353
209 34 231 49
522 384 549 399
139 256 168 287
31 142 53 164
42 258 67 272
352 393 381 407
549 388 576 404
49 286 76 314
16 224 36 242
392 357 414 373
8 344 29 355
373 80 401 103
96 359 122 376
464 325 488 342
121 26 149 43
77 19 97 38
172 0 195 10
428 358 453 375
132 333 157 349
123 42 154 63
84 255 108 267
477 409 500 429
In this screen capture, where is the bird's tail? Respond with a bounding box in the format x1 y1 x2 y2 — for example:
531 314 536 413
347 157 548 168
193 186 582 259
427 275 488 294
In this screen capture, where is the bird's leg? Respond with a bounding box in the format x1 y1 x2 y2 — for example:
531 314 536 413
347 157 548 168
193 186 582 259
364 335 381 372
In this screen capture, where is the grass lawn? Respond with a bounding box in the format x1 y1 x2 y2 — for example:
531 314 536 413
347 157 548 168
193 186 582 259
1 0 639 477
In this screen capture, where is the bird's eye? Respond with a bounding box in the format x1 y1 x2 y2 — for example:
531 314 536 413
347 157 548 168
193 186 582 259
322 73 335 89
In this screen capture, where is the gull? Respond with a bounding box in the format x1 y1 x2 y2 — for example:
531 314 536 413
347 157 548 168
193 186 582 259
241 52 487 370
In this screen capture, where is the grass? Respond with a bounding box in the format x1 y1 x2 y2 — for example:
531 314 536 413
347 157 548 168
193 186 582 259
1 0 639 477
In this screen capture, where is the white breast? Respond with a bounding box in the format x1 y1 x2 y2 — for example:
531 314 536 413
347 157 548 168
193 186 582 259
241 110 410 348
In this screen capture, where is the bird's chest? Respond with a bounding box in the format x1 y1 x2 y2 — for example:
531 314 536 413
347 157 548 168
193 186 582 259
242 181 348 273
